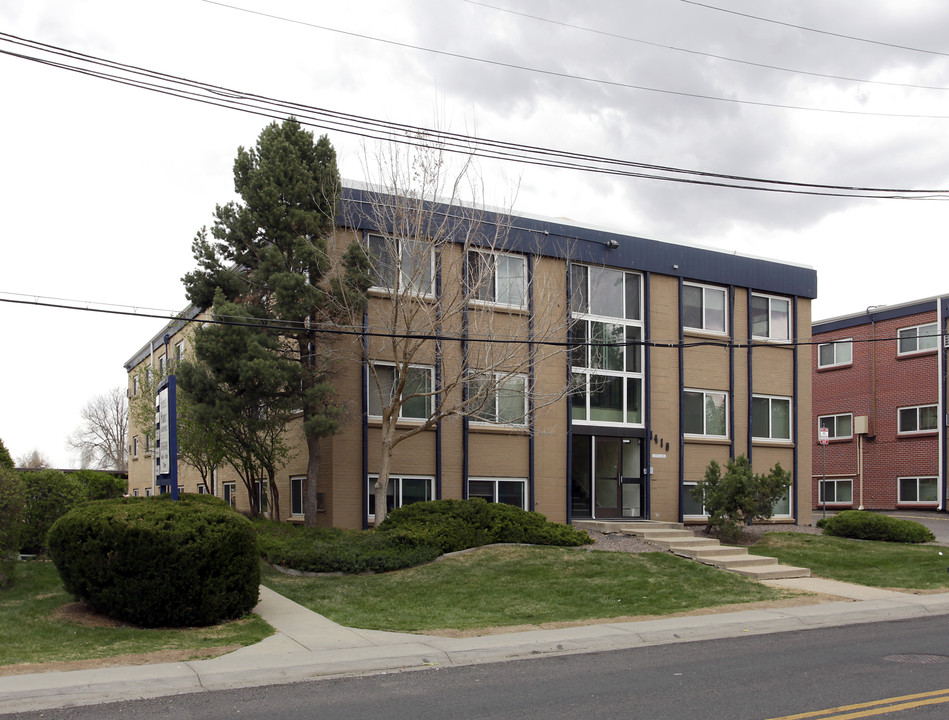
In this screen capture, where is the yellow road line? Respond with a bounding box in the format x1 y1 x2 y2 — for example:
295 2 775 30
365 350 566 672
765 687 949 720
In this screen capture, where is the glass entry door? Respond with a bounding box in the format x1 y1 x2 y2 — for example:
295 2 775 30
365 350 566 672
593 437 643 518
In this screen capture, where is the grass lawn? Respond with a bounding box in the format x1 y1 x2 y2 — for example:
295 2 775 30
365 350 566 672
750 533 949 590
0 562 273 668
262 545 794 632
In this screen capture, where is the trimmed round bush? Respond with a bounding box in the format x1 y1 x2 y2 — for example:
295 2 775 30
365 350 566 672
21 469 86 554
48 495 259 627
379 498 593 553
821 510 935 543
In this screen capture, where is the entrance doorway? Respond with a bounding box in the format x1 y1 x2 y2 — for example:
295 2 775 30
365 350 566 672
572 435 643 519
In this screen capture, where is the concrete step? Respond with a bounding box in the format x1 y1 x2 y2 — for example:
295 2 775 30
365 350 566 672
706 555 780 569
573 520 683 533
650 536 722 550
623 528 695 541
729 564 812 580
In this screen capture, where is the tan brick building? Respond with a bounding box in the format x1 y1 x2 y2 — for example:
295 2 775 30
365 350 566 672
125 186 816 528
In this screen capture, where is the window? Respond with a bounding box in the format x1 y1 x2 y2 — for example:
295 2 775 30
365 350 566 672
898 404 938 435
132 436 139 458
367 233 433 295
818 413 853 440
368 475 433 519
468 478 527 509
145 488 152 497
819 479 853 504
254 480 268 514
132 375 139 397
175 341 184 363
683 390 728 437
751 293 790 341
898 322 938 355
222 482 236 508
368 363 433 421
753 395 792 441
818 339 852 368
132 489 139 497
468 251 527 308
570 264 644 426
290 476 305 517
682 482 707 518
198 485 208 495
158 354 167 376
772 488 791 517
469 373 527 425
899 476 938 503
683 283 727 334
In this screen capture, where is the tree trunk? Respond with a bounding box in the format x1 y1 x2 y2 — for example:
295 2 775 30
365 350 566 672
374 436 393 526
268 469 281 522
304 433 322 527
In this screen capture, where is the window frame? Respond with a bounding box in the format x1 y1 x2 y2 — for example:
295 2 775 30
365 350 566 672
897 404 938 435
367 475 435 522
467 249 527 309
751 292 791 342
468 372 528 427
897 322 938 356
898 476 938 504
367 362 434 422
818 413 853 440
175 341 185 363
132 435 139 458
683 388 729 439
818 478 853 505
752 394 793 442
467 477 528 510
366 232 434 296
682 282 728 335
818 339 853 368
222 482 236 508
682 481 708 519
290 475 306 518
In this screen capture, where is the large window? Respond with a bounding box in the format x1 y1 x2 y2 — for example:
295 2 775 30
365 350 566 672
898 322 938 355
819 479 853 504
818 339 852 368
898 404 938 435
222 482 236 508
368 475 434 519
751 293 790 341
570 265 644 426
899 476 938 503
368 363 433 421
468 250 527 308
818 413 853 440
683 389 728 437
367 233 433 295
469 373 527 426
753 395 792 441
682 481 707 518
290 476 305 518
683 283 727 334
468 477 527 509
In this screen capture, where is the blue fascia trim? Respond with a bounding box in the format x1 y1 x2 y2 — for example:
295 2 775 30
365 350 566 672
814 299 939 334
340 187 817 300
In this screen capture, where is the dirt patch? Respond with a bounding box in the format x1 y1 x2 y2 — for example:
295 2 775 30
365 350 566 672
54 602 131 629
419 594 839 638
0 646 240 677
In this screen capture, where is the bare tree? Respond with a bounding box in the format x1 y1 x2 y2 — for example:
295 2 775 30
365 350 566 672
68 387 128 471
336 139 571 525
16 449 52 469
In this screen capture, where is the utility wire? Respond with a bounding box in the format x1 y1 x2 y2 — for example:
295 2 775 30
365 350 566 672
467 0 949 92
1 33 947 200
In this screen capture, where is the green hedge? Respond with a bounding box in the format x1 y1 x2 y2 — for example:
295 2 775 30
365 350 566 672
378 499 593 553
48 495 259 627
821 511 935 544
21 469 86 554
256 520 441 574
0 468 25 587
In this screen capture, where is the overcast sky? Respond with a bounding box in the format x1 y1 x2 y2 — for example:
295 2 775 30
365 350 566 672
2 0 947 466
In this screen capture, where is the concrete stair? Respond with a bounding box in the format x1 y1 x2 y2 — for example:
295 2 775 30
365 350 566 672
574 520 810 580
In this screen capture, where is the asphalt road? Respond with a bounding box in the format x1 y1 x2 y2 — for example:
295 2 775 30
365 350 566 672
9 615 949 720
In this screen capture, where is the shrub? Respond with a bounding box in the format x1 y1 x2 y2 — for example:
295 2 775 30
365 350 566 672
20 469 86 554
48 496 259 627
256 519 441 574
378 499 593 553
70 469 128 500
821 510 935 544
0 467 25 587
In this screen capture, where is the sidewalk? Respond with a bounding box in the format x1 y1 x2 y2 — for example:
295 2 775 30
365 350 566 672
4 579 949 715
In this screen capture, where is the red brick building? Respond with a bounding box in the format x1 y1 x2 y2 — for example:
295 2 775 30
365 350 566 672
812 296 948 513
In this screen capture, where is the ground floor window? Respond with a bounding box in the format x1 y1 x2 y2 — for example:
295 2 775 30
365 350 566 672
899 476 938 503
771 487 792 517
367 475 434 521
682 481 706 518
132 489 139 497
197 485 208 495
222 482 236 508
254 480 268 514
468 477 527 509
290 476 306 517
145 488 152 497
819 478 853 504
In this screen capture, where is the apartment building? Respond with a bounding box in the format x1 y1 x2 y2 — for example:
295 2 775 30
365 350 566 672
125 185 816 528
812 296 949 512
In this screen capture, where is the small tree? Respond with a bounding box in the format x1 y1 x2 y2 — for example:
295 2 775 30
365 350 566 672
0 438 14 470
20 469 86 554
691 455 791 543
16 449 51 469
0 467 25 586
68 387 128 471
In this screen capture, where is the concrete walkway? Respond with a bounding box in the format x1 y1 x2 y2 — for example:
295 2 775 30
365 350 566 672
4 578 949 715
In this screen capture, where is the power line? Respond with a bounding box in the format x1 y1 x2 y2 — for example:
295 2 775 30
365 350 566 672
467 0 949 92
682 0 949 58
1 33 947 200
199 0 949 120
